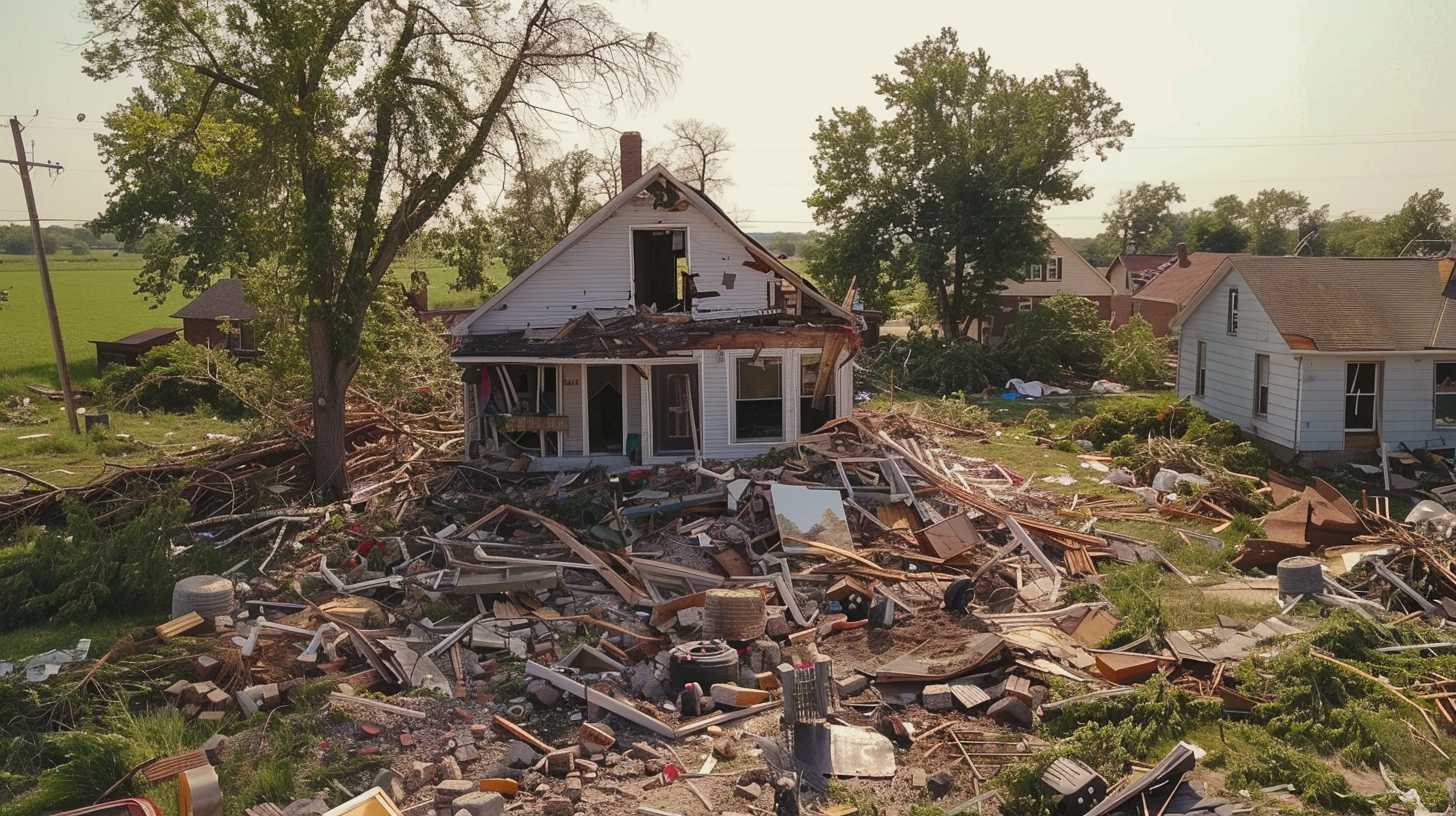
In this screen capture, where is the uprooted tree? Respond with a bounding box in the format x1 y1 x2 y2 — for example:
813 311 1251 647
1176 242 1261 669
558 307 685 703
84 0 675 497
805 28 1133 337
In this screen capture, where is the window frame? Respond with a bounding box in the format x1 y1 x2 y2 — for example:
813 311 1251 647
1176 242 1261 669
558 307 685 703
730 353 786 443
799 353 837 435
1226 288 1239 336
1435 362 1456 428
627 224 692 313
1195 341 1207 396
1046 256 1063 281
1344 361 1378 433
1254 354 1270 417
1017 297 1034 312
1026 262 1044 282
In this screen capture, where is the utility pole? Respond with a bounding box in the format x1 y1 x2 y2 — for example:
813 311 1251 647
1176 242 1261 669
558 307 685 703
3 117 79 433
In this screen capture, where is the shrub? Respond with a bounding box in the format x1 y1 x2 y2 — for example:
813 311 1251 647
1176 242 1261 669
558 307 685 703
1068 397 1192 447
1021 407 1052 436
96 343 247 418
1101 314 1169 385
862 332 1008 395
1000 293 1111 380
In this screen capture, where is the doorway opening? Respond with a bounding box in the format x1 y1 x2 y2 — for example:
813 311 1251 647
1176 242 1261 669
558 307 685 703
633 228 690 313
651 364 699 455
587 365 623 454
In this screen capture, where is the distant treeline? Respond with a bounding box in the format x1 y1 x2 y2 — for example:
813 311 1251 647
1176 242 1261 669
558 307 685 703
0 223 125 255
748 231 816 258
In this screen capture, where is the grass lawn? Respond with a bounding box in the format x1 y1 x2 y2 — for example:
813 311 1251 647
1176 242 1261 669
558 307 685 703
0 612 155 661
0 251 498 398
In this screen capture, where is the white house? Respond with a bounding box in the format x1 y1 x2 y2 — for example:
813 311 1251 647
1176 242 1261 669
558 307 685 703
1171 254 1456 458
449 133 860 468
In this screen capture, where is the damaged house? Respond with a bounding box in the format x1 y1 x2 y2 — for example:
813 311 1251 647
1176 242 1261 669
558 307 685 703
449 133 861 467
1173 254 1456 458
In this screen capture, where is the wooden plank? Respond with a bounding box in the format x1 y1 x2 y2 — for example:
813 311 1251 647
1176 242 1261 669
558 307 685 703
327 692 427 720
493 714 553 753
156 611 205 640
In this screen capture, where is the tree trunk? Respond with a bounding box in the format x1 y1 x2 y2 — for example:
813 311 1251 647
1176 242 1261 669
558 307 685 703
308 318 355 499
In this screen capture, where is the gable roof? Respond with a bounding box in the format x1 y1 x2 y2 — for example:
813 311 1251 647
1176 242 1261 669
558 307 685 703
171 278 259 321
1133 252 1241 306
451 165 850 336
92 327 180 347
1116 254 1175 273
1172 255 1455 351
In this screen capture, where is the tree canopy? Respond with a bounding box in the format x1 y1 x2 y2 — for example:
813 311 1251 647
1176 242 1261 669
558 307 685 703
805 29 1132 336
83 0 674 495
1099 181 1185 255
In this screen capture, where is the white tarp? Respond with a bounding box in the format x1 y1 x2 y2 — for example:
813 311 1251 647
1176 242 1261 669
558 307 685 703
1006 378 1071 397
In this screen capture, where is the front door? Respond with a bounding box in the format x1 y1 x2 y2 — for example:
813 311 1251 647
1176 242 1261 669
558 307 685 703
651 364 700 455
1344 361 1381 448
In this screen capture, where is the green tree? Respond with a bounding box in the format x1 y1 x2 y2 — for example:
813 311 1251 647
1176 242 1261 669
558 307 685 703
1244 189 1310 255
1000 293 1112 380
483 149 604 281
806 29 1132 338
1380 188 1453 256
1185 195 1250 253
83 0 673 496
1099 181 1185 254
1103 314 1167 385
1319 212 1382 256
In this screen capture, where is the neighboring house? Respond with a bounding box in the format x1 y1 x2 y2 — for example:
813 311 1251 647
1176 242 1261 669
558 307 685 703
449 133 860 467
1131 248 1242 335
1172 255 1456 459
173 278 261 357
90 326 179 372
982 231 1117 340
1106 253 1174 293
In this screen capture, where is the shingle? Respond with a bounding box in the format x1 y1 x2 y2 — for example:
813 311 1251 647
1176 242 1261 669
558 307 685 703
1226 256 1448 351
171 278 259 320
1134 253 1241 306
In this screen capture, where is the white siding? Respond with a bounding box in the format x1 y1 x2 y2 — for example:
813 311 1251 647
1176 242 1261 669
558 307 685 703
463 197 776 334
639 347 852 464
1177 270 1298 450
1297 355 1456 452
625 365 643 448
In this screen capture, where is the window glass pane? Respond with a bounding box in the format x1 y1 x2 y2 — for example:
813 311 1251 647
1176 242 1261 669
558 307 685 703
800 355 822 397
737 358 782 399
736 399 783 439
1438 394 1456 426
1437 363 1456 392
1347 363 1376 394
1346 394 1375 429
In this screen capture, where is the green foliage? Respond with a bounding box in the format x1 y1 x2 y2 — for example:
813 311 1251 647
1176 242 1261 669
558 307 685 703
1099 562 1166 645
1102 315 1168 386
1098 181 1186 255
1222 514 1266 544
913 398 992 430
1207 724 1367 812
862 333 1009 395
827 780 881 816
1000 293 1111 379
1068 397 1190 447
97 341 248 417
1021 407 1052 436
482 149 603 282
806 29 1132 335
0 490 195 629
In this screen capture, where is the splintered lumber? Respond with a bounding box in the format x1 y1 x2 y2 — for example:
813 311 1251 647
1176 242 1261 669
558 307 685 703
139 750 209 783
709 683 772 708
467 506 648 605
494 714 553 753
327 692 427 720
156 611 206 640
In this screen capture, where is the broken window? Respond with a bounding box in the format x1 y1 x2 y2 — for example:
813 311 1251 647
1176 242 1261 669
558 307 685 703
734 356 783 442
1345 362 1378 432
1436 362 1456 427
1195 341 1207 396
799 354 836 435
1254 354 1270 417
1226 288 1239 335
633 228 690 313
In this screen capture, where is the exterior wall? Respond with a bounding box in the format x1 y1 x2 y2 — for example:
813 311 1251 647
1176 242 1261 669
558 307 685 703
988 294 1111 339
637 347 853 464
560 364 584 455
1294 355 1456 452
998 232 1113 299
1177 269 1299 451
1110 295 1133 329
1131 299 1179 336
463 197 777 334
183 318 226 347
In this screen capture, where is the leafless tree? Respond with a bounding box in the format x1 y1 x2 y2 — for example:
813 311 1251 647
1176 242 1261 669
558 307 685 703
665 118 732 195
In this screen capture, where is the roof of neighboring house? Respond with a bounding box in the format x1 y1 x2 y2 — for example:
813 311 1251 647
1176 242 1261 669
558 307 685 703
1133 253 1241 306
171 278 259 321
1174 255 1456 351
1116 254 1175 274
91 327 179 348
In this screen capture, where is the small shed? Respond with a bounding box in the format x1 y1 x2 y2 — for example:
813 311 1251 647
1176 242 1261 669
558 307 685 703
172 278 260 356
91 327 179 372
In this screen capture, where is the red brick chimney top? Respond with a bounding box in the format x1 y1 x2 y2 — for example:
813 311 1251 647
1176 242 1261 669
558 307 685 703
1176 242 1190 267
620 131 643 188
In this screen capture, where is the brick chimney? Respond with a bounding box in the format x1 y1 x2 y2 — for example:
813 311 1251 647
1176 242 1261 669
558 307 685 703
620 131 643 188
1176 242 1190 267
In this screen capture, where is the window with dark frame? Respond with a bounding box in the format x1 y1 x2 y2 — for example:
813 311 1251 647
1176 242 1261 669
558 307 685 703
1017 297 1034 311
734 357 783 441
1345 362 1377 432
1046 257 1062 281
1254 354 1270 417
1027 262 1043 282
799 354 836 435
1226 288 1239 335
1436 363 1456 427
1195 341 1207 396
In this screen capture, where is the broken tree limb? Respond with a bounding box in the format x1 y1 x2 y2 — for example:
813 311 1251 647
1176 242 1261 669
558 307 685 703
1310 649 1439 737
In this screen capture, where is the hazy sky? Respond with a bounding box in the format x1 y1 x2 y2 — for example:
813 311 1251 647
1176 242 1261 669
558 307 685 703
5 0 1456 238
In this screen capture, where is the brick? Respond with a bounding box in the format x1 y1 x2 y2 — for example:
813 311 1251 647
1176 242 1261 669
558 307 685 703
451 792 505 816
921 684 953 712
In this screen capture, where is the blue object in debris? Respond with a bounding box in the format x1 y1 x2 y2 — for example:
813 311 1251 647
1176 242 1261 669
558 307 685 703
1001 391 1023 400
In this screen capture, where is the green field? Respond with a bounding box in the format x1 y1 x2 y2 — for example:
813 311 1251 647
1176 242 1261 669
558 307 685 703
0 252 490 397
